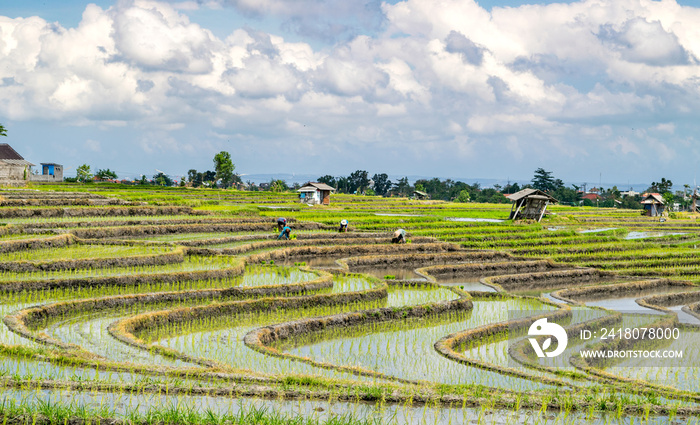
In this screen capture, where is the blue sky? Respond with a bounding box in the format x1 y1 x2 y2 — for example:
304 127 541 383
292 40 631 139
2 0 700 189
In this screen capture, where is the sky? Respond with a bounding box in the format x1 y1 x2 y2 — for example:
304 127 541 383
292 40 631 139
1 0 700 188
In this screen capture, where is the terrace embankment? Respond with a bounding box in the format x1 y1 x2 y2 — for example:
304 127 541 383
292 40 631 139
0 247 185 273
69 221 328 239
108 276 389 367
0 257 245 292
187 237 442 257
246 242 459 264
4 266 331 350
178 231 394 248
434 299 572 385
485 268 617 292
0 234 75 254
0 206 195 219
243 284 472 383
554 279 696 305
0 198 130 207
419 259 566 284
342 251 513 268
18 216 270 230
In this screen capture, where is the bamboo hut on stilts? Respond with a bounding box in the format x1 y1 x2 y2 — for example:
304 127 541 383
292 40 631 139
506 189 558 222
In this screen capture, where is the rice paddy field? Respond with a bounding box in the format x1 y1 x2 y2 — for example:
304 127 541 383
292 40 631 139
0 185 699 424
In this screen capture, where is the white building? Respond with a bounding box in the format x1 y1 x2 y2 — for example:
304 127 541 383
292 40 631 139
297 182 335 205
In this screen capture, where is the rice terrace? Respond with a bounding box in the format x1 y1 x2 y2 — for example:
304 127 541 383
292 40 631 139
0 185 696 424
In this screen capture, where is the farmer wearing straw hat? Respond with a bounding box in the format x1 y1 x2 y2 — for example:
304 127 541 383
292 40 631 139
391 229 406 244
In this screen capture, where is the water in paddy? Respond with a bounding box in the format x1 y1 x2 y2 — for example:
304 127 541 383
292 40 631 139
235 266 318 287
152 277 392 382
279 256 344 268
278 298 557 390
624 231 687 240
600 327 700 393
541 292 568 304
352 266 424 281
516 314 658 378
667 305 700 325
385 284 459 307
20 267 319 366
435 277 497 292
45 312 191 368
445 217 504 223
510 280 627 298
582 286 696 314
584 297 664 314
578 228 618 234
462 307 609 385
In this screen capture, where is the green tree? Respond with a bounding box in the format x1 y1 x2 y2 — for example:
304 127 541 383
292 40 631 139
336 177 349 193
531 168 556 192
213 151 235 188
0 124 7 137
503 182 520 194
153 172 173 186
552 186 581 204
348 170 369 194
662 192 675 207
202 171 216 184
95 169 118 180
649 178 673 194
393 177 411 197
187 169 197 183
76 164 93 183
318 175 337 188
371 173 392 197
269 179 288 192
455 190 470 203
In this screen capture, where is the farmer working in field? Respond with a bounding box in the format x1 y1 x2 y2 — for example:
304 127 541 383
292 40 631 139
391 229 406 244
278 226 291 240
276 217 287 232
339 219 348 233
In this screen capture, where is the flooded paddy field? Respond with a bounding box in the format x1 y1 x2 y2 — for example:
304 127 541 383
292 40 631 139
0 188 699 424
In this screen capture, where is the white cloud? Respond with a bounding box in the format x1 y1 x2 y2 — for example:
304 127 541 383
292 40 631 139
2 0 700 182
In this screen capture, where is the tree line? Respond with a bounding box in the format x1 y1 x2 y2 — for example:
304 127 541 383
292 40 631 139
67 152 240 188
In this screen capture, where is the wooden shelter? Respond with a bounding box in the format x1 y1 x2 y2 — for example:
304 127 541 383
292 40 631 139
413 190 429 200
506 189 558 222
298 182 335 205
641 193 665 217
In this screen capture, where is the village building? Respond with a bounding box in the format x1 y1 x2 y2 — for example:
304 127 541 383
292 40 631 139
641 193 665 216
581 193 601 201
620 190 640 198
506 188 558 222
30 163 63 183
298 182 335 205
0 144 34 186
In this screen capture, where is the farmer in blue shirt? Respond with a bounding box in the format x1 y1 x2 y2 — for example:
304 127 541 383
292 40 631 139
278 226 291 240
